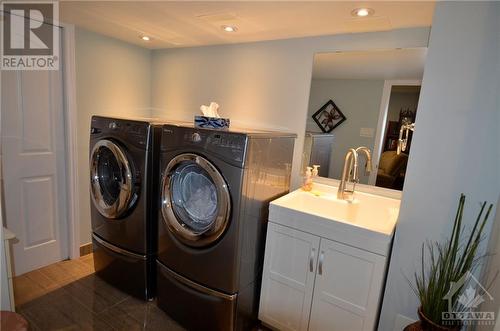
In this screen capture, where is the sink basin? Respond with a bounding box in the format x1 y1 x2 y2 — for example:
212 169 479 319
269 183 400 256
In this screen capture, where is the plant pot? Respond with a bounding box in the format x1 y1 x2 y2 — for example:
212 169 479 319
417 307 460 331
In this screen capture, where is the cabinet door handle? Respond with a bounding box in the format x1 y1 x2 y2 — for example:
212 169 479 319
309 248 315 272
318 251 324 275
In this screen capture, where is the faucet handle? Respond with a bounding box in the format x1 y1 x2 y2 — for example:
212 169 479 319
364 160 372 174
351 163 359 182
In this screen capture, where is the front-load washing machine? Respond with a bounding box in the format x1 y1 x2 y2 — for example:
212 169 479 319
89 116 162 300
156 124 296 330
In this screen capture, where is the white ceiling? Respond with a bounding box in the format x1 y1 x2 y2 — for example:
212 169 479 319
60 1 435 49
312 48 427 80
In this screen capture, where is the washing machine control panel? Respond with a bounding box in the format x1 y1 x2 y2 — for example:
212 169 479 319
207 132 246 164
209 133 245 149
90 116 150 148
191 132 202 143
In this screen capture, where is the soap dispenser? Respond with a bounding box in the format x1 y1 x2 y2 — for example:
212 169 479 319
312 165 320 178
303 166 313 191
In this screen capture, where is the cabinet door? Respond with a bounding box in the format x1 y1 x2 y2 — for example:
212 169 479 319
259 222 320 331
309 239 386 331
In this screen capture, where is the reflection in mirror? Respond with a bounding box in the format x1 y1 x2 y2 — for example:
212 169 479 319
302 48 427 191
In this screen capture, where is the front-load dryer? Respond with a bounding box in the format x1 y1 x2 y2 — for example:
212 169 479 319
156 124 296 330
89 116 162 300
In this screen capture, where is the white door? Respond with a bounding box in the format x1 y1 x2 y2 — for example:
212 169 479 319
308 238 386 331
259 222 320 331
1 29 68 275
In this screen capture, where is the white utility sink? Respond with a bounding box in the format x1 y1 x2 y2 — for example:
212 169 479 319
269 183 401 256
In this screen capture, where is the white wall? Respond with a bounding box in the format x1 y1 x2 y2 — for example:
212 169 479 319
75 28 152 244
150 28 430 190
477 196 500 331
379 2 500 330
306 79 384 182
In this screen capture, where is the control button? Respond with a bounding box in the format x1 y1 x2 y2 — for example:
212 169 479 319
192 132 202 143
109 122 118 130
90 127 101 134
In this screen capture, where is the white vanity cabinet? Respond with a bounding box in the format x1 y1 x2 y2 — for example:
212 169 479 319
259 223 319 331
308 238 386 331
259 222 388 331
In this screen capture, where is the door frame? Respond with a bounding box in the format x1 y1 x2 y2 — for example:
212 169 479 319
60 23 80 259
0 17 79 261
368 79 422 186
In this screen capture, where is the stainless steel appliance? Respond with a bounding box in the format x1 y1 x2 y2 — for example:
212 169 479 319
156 124 296 330
302 131 334 177
89 116 162 300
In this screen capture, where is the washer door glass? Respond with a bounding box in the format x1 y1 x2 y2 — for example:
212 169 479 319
162 154 230 247
90 139 135 219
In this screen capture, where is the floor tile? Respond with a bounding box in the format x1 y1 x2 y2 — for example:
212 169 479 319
57 258 94 278
141 304 186 331
19 289 112 331
61 274 129 314
24 269 60 291
15 308 42 331
79 254 95 268
14 254 265 330
99 297 185 331
13 274 48 307
38 262 77 284
97 300 150 331
80 253 94 262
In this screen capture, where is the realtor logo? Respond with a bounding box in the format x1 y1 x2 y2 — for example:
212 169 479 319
1 1 59 70
442 271 495 326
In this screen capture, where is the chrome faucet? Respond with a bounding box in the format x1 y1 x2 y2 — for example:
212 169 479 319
337 147 372 200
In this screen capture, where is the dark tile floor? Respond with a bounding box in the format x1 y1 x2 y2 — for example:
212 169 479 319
13 255 269 331
14 254 185 330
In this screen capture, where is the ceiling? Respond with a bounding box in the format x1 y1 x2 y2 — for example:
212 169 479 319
60 1 435 49
312 48 427 80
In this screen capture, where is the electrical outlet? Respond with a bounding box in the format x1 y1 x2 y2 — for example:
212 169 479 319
360 127 375 138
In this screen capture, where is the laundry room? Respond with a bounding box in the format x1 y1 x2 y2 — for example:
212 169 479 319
1 2 499 331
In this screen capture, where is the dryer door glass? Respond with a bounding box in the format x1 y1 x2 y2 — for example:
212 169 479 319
97 147 121 205
90 139 135 219
162 154 231 247
171 163 218 232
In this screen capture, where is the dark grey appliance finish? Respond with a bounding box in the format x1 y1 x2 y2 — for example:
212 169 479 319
156 124 296 330
89 116 162 300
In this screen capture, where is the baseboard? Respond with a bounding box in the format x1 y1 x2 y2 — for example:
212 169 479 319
79 243 93 256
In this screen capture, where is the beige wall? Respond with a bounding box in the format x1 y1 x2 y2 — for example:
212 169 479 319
74 27 429 243
150 28 430 190
75 28 152 244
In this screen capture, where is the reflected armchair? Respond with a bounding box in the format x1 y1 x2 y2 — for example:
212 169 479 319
375 151 408 190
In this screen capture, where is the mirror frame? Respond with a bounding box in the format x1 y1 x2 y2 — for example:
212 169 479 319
368 79 422 185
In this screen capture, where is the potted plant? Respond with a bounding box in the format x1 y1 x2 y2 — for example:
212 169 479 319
405 194 494 331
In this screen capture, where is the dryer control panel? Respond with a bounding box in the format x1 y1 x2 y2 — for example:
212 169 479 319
162 125 248 167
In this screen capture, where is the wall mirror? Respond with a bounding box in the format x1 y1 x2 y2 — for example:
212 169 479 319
302 48 427 191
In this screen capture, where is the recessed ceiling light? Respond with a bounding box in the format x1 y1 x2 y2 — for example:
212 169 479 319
351 8 374 17
221 25 237 33
141 35 151 41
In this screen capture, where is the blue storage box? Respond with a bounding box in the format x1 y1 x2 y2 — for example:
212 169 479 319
194 116 230 129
